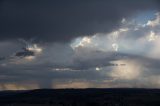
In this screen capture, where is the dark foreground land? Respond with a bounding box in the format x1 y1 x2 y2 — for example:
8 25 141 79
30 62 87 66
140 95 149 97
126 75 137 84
0 88 160 106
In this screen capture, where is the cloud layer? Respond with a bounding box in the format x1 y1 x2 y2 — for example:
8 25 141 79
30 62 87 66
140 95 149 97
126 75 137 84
1 1 160 90
0 0 160 42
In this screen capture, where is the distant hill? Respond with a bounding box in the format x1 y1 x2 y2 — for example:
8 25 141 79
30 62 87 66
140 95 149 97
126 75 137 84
0 88 160 106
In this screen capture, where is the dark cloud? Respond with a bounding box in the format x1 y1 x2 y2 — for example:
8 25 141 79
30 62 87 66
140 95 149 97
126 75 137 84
15 49 35 57
0 57 5 61
1 51 160 89
1 0 160 89
0 0 159 42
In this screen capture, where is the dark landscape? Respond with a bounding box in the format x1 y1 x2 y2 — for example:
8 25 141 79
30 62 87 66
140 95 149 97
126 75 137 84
0 88 160 106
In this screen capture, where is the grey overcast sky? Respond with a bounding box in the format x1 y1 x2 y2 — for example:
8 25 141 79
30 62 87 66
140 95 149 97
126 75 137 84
0 0 160 90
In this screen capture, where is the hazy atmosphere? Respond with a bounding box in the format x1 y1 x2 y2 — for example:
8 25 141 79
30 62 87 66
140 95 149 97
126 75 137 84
1 0 160 90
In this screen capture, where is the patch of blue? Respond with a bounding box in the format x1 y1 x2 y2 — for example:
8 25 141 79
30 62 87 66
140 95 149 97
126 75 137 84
135 10 157 24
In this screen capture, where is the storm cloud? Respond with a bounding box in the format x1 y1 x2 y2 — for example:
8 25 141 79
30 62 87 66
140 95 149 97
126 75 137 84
1 0 160 90
0 0 160 42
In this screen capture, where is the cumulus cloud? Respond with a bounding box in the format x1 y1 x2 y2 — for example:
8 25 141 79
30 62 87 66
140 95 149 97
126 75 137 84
147 12 160 27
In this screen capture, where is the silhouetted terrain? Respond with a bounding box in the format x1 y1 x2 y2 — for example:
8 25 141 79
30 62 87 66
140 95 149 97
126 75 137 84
0 88 160 106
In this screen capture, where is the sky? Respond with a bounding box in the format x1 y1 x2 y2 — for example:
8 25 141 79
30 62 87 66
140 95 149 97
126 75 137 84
1 0 160 90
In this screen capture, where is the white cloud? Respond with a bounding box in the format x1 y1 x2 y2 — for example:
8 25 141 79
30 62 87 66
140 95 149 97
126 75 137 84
147 12 160 27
